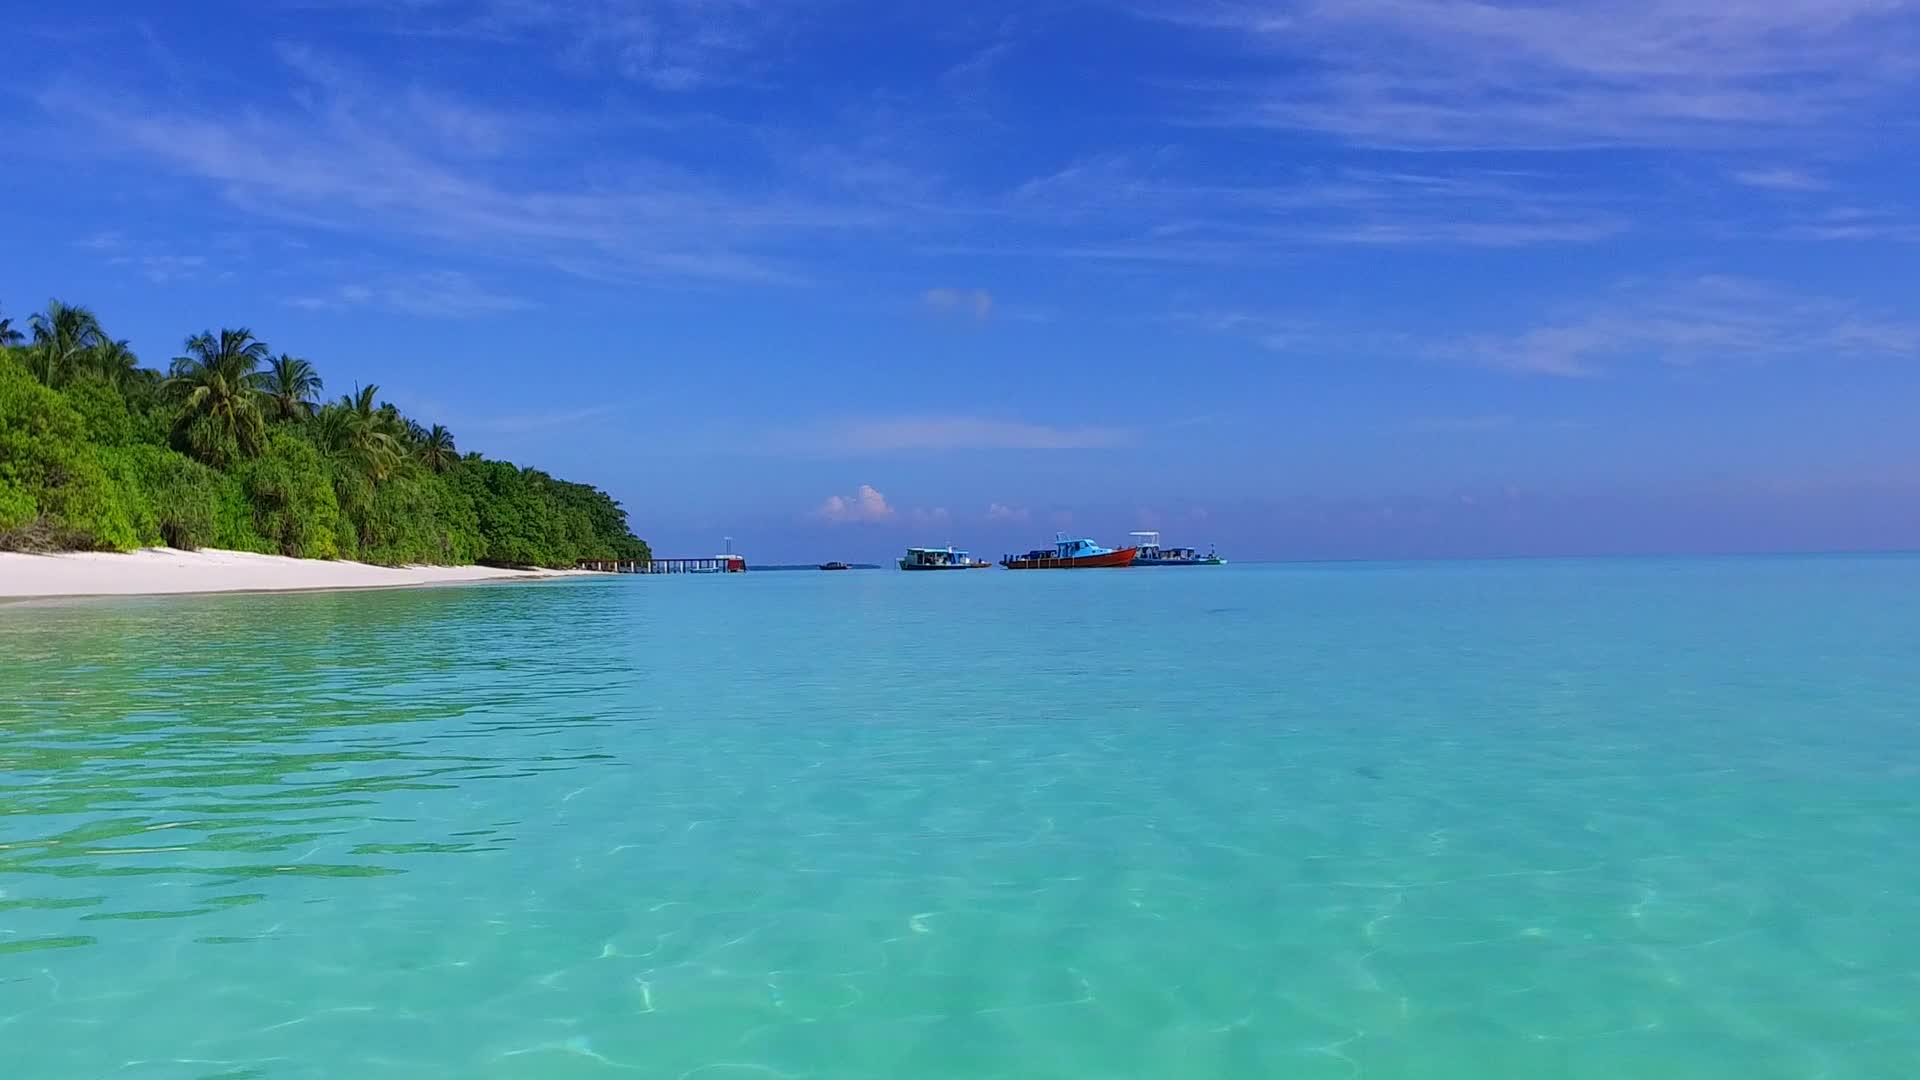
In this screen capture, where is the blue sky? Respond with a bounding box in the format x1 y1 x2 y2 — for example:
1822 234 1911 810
5 0 1920 561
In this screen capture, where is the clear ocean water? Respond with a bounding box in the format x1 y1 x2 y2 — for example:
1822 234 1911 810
3 558 1918 1079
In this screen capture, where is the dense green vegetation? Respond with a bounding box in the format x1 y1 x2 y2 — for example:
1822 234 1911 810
0 299 648 567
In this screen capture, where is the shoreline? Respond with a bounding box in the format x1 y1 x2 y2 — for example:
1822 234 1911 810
0 547 597 603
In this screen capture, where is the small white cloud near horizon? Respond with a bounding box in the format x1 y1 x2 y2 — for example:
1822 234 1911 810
816 484 894 524
986 503 1029 522
922 287 993 320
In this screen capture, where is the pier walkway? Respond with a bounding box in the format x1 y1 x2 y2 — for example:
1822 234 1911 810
578 556 746 574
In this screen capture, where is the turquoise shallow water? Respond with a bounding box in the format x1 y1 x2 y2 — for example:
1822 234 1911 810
3 558 1918 1078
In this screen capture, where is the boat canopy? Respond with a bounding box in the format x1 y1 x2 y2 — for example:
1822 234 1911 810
1055 536 1112 557
903 546 975 567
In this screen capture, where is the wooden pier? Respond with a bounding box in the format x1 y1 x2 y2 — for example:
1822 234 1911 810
579 555 746 574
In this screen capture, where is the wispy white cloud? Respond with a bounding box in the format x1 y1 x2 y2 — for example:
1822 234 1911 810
1409 415 1517 434
107 253 208 284
1151 1 1918 149
1174 309 1415 359
1407 415 1587 434
922 287 993 319
39 46 890 286
1193 277 1920 377
801 416 1135 453
986 502 1030 522
336 0 785 92
382 272 529 317
1178 310 1323 352
1004 157 1623 254
463 403 626 434
287 271 530 318
942 38 1017 92
1443 276 1920 378
1786 204 1920 242
287 285 370 312
1016 157 1560 214
815 484 895 524
77 229 125 251
1732 167 1829 192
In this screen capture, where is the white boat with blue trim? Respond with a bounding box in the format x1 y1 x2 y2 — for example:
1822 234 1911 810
1129 532 1225 566
900 546 992 570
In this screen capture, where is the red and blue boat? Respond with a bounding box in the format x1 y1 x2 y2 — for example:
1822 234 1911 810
1000 534 1138 569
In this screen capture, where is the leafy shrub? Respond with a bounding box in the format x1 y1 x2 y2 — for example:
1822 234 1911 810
0 353 85 526
19 446 146 551
0 355 138 549
235 430 343 559
214 473 273 554
127 446 222 550
62 376 135 446
355 472 483 566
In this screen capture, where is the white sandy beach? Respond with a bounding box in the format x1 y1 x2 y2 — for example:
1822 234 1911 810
0 547 594 600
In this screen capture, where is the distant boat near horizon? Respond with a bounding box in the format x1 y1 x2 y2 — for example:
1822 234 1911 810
1129 532 1226 566
1001 534 1139 569
899 546 992 570
819 561 851 571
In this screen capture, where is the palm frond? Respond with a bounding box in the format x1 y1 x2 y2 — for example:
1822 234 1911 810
166 328 271 466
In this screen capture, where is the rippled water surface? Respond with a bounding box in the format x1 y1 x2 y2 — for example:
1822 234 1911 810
3 559 1919 1078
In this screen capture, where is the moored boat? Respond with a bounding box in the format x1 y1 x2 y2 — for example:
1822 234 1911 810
1000 534 1138 569
1129 532 1226 566
899 546 992 570
819 561 851 571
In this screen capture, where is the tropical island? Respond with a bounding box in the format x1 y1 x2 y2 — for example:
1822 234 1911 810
0 299 648 587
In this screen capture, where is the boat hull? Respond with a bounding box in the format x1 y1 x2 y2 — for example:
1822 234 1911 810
1001 547 1138 569
1134 557 1225 566
899 561 991 570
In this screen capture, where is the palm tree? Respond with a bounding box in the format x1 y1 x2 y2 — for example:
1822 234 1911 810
0 306 22 347
377 403 406 442
261 354 323 421
90 338 141 389
166 328 272 466
310 402 362 474
330 383 405 481
343 383 381 420
308 402 375 533
27 299 106 386
121 366 165 411
417 424 458 472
